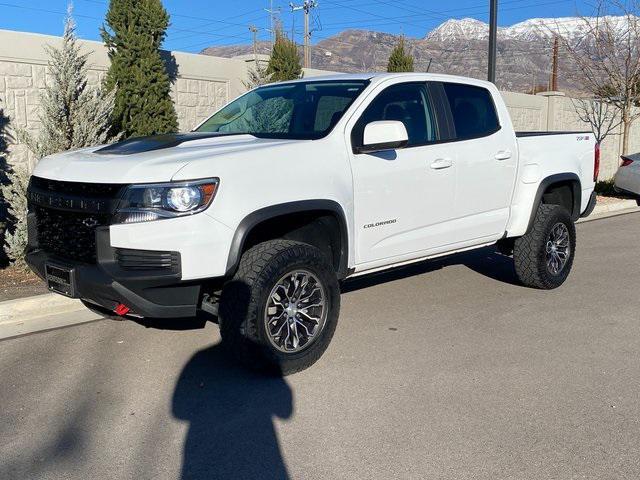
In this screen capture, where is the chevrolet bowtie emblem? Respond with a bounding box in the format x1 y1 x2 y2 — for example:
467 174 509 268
82 218 99 228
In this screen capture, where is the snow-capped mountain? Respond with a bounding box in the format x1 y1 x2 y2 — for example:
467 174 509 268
425 18 491 42
203 15 635 94
426 16 635 43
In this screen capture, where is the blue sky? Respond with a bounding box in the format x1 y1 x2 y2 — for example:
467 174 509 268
0 0 598 53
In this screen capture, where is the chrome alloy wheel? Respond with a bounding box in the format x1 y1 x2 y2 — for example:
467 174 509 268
264 270 328 353
545 222 571 275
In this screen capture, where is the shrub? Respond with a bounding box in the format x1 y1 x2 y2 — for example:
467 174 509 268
595 179 617 196
5 10 118 267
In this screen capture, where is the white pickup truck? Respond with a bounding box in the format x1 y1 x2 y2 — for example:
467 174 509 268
26 73 598 374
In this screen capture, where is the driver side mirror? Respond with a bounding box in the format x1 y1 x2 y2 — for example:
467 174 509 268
355 120 409 154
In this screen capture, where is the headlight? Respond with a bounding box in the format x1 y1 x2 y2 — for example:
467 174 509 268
113 179 219 224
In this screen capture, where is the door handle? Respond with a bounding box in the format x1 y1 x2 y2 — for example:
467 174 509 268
430 158 452 170
495 150 512 161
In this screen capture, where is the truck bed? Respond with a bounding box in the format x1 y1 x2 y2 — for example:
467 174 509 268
516 131 591 137
514 131 596 220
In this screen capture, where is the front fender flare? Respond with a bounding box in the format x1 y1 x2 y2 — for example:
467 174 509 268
225 200 350 278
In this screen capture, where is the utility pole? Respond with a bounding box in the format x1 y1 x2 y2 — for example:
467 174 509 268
549 36 559 91
487 0 498 83
290 0 318 68
265 0 281 49
249 25 259 63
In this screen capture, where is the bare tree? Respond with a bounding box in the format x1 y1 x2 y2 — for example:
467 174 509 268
572 97 622 143
559 0 640 154
360 45 378 73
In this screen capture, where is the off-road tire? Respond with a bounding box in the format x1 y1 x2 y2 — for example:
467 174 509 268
219 240 340 375
513 204 576 289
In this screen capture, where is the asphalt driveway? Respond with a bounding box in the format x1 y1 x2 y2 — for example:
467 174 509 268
1 213 640 479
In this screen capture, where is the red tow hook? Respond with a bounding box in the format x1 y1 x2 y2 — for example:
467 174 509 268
114 303 130 316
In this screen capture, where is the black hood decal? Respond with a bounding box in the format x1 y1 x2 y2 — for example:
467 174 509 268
94 132 242 155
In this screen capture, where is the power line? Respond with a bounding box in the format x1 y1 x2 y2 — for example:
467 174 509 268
0 2 103 21
321 0 437 30
319 0 574 30
77 0 265 30
0 0 268 52
167 12 266 44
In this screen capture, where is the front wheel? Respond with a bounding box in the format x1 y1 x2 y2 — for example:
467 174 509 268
219 240 340 375
513 204 576 289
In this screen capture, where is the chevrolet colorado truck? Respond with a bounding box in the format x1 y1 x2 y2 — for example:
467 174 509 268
26 73 598 374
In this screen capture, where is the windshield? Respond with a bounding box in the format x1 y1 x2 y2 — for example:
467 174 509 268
195 80 369 140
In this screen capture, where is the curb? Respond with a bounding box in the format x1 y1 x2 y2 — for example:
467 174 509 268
0 293 98 341
577 199 640 223
0 293 87 326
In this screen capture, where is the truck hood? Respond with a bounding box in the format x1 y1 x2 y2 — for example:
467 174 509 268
32 133 299 184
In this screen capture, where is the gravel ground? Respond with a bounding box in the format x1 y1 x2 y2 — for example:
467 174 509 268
0 266 47 302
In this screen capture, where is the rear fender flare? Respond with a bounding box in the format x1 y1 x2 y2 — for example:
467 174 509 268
526 173 581 233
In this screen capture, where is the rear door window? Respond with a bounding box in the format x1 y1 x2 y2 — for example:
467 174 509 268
442 83 500 140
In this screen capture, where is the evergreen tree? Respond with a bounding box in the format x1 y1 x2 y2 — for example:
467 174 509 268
20 11 117 158
266 31 302 82
5 10 117 268
0 101 10 265
244 61 272 90
1 165 29 269
101 0 178 137
387 36 414 73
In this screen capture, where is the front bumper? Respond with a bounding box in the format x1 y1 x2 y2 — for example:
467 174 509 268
26 227 202 318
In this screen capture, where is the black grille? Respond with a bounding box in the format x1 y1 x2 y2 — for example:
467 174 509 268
33 206 110 263
30 176 123 198
28 177 123 264
115 248 180 272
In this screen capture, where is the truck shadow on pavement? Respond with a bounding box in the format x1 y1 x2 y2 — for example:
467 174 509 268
138 247 516 479
132 280 293 479
342 246 519 293
172 348 293 480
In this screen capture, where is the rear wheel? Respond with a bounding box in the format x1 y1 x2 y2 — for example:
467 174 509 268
513 204 576 289
219 240 340 375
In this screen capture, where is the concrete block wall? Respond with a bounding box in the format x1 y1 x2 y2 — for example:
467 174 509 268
502 90 639 180
0 29 249 169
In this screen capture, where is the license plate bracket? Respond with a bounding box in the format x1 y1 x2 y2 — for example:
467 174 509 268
45 262 76 298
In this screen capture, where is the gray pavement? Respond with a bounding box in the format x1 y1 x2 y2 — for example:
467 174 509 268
2 213 640 480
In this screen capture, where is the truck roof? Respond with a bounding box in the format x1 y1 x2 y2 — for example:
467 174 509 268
273 72 496 89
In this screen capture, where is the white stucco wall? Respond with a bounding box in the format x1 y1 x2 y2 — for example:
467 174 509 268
0 29 252 169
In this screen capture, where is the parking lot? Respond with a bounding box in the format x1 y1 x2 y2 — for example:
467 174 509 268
2 212 640 480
